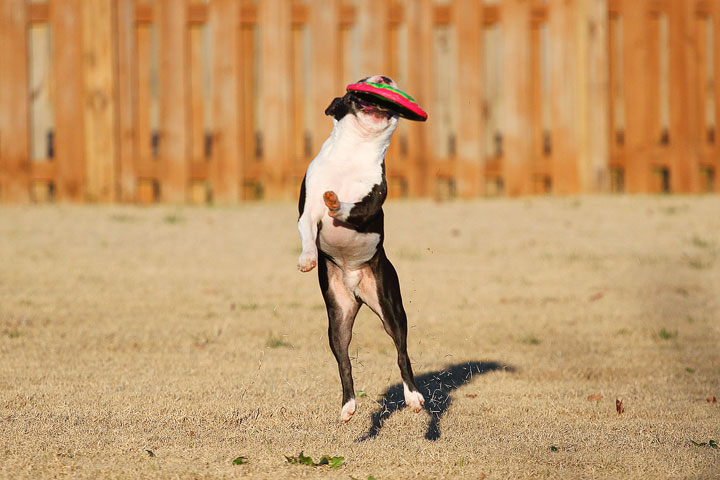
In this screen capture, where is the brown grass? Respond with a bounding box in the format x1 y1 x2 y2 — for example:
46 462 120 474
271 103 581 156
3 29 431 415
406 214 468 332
1 196 719 479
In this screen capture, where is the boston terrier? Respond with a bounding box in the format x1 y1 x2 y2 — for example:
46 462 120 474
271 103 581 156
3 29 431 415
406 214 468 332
297 75 426 422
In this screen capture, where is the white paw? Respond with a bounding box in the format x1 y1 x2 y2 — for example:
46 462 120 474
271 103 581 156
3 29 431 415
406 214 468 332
403 383 425 413
297 251 317 272
340 399 357 423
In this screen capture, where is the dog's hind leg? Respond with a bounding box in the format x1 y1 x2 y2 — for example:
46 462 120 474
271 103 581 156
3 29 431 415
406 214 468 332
358 251 424 413
318 255 361 422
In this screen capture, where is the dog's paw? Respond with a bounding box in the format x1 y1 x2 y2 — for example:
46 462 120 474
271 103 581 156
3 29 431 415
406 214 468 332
340 398 357 423
403 386 425 413
323 191 340 216
297 251 317 272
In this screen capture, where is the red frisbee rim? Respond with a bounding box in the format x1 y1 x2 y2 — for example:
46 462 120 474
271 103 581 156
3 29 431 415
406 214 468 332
346 82 428 121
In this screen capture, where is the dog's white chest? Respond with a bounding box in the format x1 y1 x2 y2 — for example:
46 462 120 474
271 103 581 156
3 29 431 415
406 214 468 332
308 151 383 203
304 147 384 268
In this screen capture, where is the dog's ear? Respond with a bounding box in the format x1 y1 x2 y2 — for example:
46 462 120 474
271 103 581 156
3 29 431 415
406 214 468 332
325 96 349 120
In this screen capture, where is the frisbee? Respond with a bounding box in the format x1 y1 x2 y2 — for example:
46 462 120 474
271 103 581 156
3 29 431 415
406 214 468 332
346 82 428 121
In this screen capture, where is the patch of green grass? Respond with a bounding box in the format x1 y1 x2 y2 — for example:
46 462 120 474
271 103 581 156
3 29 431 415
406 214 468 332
659 205 688 215
192 334 213 347
455 457 469 467
4 329 20 339
690 235 712 249
109 213 137 223
266 336 291 349
163 214 183 224
237 302 259 311
396 248 421 261
520 335 541 345
685 367 695 374
686 257 712 270
658 328 678 340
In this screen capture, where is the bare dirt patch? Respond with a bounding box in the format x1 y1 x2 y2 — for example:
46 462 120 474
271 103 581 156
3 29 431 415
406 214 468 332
1 197 719 478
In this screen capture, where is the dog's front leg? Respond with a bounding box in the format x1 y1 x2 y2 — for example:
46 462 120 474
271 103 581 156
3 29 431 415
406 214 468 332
297 212 319 272
323 182 386 227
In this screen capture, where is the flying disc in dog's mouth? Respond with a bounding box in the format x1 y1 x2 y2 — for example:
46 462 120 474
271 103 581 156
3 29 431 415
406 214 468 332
346 82 428 122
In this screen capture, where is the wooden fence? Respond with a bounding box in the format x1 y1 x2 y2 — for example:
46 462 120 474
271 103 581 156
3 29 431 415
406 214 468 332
0 0 718 204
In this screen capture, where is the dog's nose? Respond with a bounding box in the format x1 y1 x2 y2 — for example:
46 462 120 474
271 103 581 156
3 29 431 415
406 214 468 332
365 75 397 88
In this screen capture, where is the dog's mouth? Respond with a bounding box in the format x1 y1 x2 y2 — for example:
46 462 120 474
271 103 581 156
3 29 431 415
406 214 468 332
354 96 393 120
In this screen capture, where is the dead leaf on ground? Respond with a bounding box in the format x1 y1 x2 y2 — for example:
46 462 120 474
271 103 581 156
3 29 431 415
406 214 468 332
616 398 624 414
465 394 478 399
589 292 604 302
707 396 717 404
587 394 603 402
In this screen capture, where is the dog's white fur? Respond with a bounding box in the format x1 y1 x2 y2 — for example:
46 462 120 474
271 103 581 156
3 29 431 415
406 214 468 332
297 77 399 273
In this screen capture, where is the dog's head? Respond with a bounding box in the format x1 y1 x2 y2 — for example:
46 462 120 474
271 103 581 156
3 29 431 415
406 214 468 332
325 75 402 134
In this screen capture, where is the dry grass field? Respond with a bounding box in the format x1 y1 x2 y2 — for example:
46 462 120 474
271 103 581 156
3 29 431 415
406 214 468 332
1 196 719 479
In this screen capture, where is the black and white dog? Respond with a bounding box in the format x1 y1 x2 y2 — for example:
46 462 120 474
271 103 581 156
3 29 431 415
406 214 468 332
297 75 425 422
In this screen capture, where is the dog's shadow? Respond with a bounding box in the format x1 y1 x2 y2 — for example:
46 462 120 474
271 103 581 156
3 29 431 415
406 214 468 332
357 361 513 442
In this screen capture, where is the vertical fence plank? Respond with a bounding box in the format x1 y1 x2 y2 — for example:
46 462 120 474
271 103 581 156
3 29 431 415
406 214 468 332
157 0 189 202
239 19 256 198
608 8 621 174
454 0 484 197
189 22 206 205
585 0 610 192
259 0 292 200
405 0 433 197
82 0 118 202
291 23 305 182
502 0 533 195
209 0 240 203
714 0 720 191
646 10 661 192
530 20 545 192
622 0 653 192
549 0 581 194
0 0 31 202
189 24 205 166
52 0 86 201
309 0 340 157
668 1 701 193
357 0 388 75
135 19 155 202
116 0 137 201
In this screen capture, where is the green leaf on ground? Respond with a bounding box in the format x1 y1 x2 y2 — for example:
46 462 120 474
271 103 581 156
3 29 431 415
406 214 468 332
690 439 718 448
358 390 367 397
549 445 559 452
659 328 677 340
286 451 344 468
232 456 248 465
